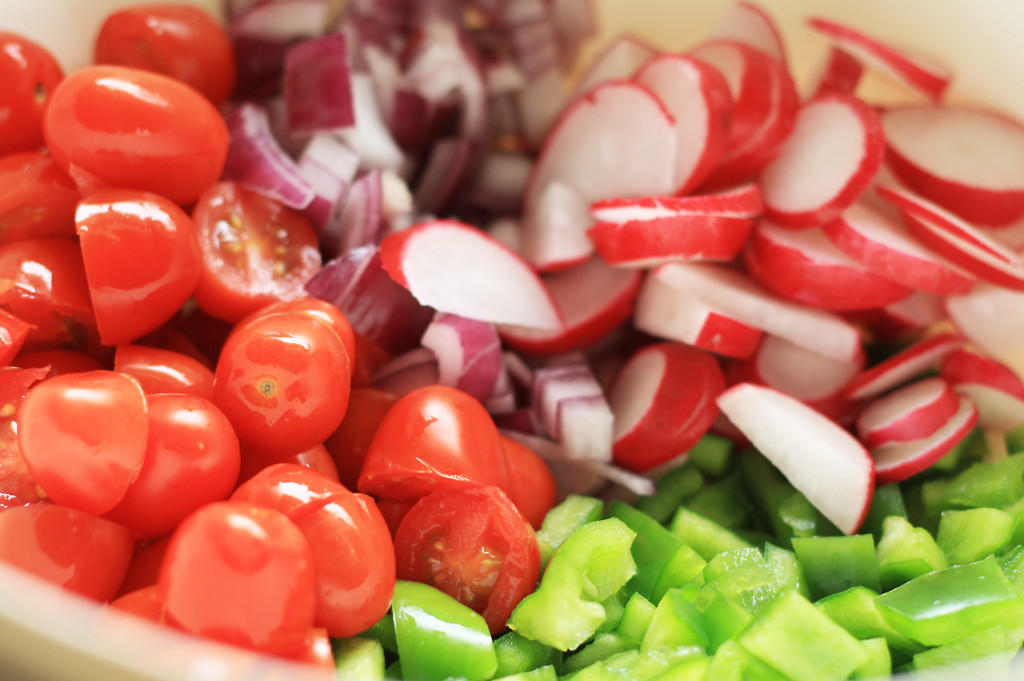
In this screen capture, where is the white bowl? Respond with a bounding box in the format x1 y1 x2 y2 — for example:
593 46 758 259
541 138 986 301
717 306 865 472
1 1 1023 680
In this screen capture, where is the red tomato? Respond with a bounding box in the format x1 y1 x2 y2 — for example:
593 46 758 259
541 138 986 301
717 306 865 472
0 502 134 602
213 311 350 455
109 585 167 624
43 65 228 205
0 308 31 367
237 442 339 485
232 464 396 638
114 344 215 399
118 536 171 596
76 189 202 346
394 485 541 635
0 33 64 156
285 628 335 669
14 349 105 377
351 331 392 389
500 435 558 530
16 370 148 515
240 297 357 372
358 385 510 501
105 393 241 540
375 497 416 538
0 152 79 243
0 366 49 510
158 500 317 654
94 4 235 105
324 387 397 490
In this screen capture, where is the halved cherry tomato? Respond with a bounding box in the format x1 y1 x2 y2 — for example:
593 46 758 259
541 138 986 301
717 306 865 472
94 4 235 105
114 344 215 399
500 435 558 530
0 366 49 510
191 182 322 323
358 384 510 501
76 189 202 346
14 349 105 377
213 310 350 455
0 32 64 156
0 308 31 367
16 370 148 516
324 387 397 490
104 393 240 540
237 442 339 485
43 65 228 204
0 502 134 602
0 152 79 243
393 485 541 635
285 628 335 669
158 500 317 654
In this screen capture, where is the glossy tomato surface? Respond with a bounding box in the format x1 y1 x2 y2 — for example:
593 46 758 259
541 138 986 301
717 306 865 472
0 152 79 243
43 65 228 204
0 32 64 157
113 344 215 399
499 435 558 530
237 441 339 484
324 387 397 490
0 367 49 510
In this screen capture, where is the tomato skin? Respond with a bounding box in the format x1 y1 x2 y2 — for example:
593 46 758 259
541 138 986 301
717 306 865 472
158 500 317 654
237 442 339 485
105 393 241 540
109 585 167 623
94 4 235 105
0 366 49 510
14 349 105 377
43 65 228 205
118 536 171 596
324 387 397 490
0 152 79 243
213 311 351 455
17 370 149 516
0 502 134 602
114 344 215 399
0 33 64 157
191 182 323 323
0 308 32 367
358 385 510 501
500 436 557 530
240 297 357 373
76 189 202 346
394 485 541 635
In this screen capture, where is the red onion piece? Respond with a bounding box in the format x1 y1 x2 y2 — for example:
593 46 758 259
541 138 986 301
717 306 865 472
284 34 356 135
371 347 440 397
531 358 613 461
420 312 503 402
297 133 360 233
320 169 385 259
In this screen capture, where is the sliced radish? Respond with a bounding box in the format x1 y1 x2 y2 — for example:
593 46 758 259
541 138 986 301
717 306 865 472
805 17 951 101
708 0 787 64
229 0 329 42
531 359 613 462
420 312 503 403
822 198 976 296
522 81 678 271
871 397 978 485
810 47 864 97
607 342 725 473
760 93 884 228
588 213 755 267
632 54 733 194
571 34 659 97
590 183 764 223
940 347 1024 432
856 377 962 449
944 284 1024 383
848 290 947 345
499 256 642 356
881 105 1024 226
716 382 874 535
842 332 964 401
742 221 912 311
750 334 863 404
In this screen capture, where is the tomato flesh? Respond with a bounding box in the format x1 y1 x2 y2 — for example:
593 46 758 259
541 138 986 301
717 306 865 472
0 152 79 243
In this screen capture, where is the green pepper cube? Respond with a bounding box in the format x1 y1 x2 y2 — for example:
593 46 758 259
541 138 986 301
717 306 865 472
493 664 559 681
850 637 890 680
508 518 637 652
937 507 1016 564
650 542 706 603
640 588 708 653
860 483 908 542
999 544 1024 596
635 464 705 525
910 624 1024 674
332 637 385 681
815 586 923 658
559 633 636 675
686 472 751 530
608 500 696 601
790 534 880 599
762 543 809 598
566 646 707 681
941 452 1024 510
702 591 754 653
705 640 790 681
738 589 868 681
493 630 561 678
698 548 779 616
875 556 1024 646
535 495 604 570
668 506 754 562
617 592 656 646
688 433 733 477
391 580 498 681
876 515 949 590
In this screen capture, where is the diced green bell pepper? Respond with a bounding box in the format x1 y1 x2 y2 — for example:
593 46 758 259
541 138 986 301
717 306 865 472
940 451 1024 510
563 646 707 681
860 483 908 542
688 433 733 477
790 534 880 599
634 464 705 525
936 507 1016 564
360 611 398 653
559 633 636 675
910 624 1024 674
875 515 949 591
617 592 656 646
814 586 924 659
702 591 754 653
640 588 708 653
762 543 809 598
535 495 604 570
698 548 779 616
332 637 385 681
850 637 891 680
705 640 789 681
999 544 1024 596
493 630 561 678
668 506 754 561
493 664 559 681
686 472 752 531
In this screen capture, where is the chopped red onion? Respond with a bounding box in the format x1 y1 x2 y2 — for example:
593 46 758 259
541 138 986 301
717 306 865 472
531 358 614 461
297 133 360 232
336 73 406 172
229 0 329 41
371 347 440 397
420 311 503 402
284 34 356 135
413 137 477 215
320 169 384 259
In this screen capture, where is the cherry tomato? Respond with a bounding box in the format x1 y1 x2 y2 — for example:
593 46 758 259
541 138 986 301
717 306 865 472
240 297 357 372
0 32 64 156
14 349 105 377
158 500 317 654
351 331 392 388
232 464 396 638
94 4 235 105
285 628 335 670
17 370 148 516
109 585 167 624
237 441 339 485
500 435 558 530
0 308 31 367
0 366 49 510
394 485 541 635
191 182 322 323
76 189 202 346
0 502 134 602
114 344 215 399
213 311 350 455
358 385 510 501
43 65 228 205
105 393 240 540
118 536 170 596
375 497 417 538
0 152 79 243
323 387 397 490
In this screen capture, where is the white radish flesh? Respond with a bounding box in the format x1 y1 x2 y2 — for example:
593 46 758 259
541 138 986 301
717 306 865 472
940 347 1024 432
708 0 787 64
871 397 978 485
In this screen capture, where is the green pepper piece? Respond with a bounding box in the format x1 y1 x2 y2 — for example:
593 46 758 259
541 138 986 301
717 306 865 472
688 433 734 477
936 507 1016 564
560 633 637 675
650 542 706 604
493 665 559 681
999 544 1024 596
607 500 693 601
698 548 779 616
360 611 398 653
702 591 754 653
860 483 908 542
850 637 890 680
668 506 754 561
564 646 707 681
391 580 498 681
640 588 708 653
1006 420 1024 454
535 494 604 570
508 518 637 652
705 640 789 681
332 637 385 681
875 556 1024 646
941 452 1024 509
738 589 868 681
814 586 923 659
617 592 656 646
762 543 809 598
876 515 949 591
634 464 705 525
686 472 751 530
790 534 880 599
737 450 796 539
493 630 561 678
910 624 1024 674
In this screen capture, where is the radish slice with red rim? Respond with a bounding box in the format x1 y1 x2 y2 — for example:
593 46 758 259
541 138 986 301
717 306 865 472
420 312 503 402
848 290 946 345
750 334 863 403
944 284 1024 383
708 0 787 64
842 332 964 401
810 47 864 97
590 183 764 222
871 397 978 485
856 376 962 449
940 347 1024 432
588 214 755 267
571 34 659 98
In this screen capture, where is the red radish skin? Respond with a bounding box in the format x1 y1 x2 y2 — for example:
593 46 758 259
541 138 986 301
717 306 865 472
856 377 962 449
940 347 1024 432
759 93 885 228
588 214 755 267
810 47 864 96
842 332 965 401
871 397 978 485
590 182 764 222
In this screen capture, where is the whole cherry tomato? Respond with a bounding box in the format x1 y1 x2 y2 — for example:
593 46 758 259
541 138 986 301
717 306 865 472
94 4 236 105
393 485 541 635
14 349 105 377
43 65 228 204
0 32 64 156
113 344 215 399
240 297 357 372
0 152 79 243
76 189 202 346
237 442 339 485
104 393 241 540
323 387 397 490
118 536 170 596
499 435 558 530
0 502 134 602
0 309 32 367
158 500 317 654
191 182 322 323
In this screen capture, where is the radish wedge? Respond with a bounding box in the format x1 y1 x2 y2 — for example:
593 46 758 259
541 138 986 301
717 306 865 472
571 34 659 98
856 377 962 449
708 0 787 64
881 106 1024 226
871 397 978 485
717 382 874 535
944 284 1024 383
810 47 864 97
759 93 884 228
940 347 1024 432
749 334 863 404
589 214 755 267
842 332 964 401
379 219 562 329
590 183 764 222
